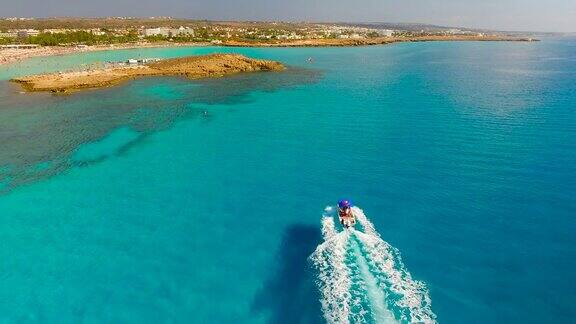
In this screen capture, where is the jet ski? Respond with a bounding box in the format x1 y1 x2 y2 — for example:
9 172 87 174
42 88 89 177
338 199 356 228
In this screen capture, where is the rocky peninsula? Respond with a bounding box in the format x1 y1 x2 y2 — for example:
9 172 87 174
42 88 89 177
11 54 285 93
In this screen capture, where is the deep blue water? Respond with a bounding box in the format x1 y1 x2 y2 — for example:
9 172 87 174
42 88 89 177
0 39 575 323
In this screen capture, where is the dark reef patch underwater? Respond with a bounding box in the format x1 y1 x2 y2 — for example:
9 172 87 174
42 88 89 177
0 67 321 193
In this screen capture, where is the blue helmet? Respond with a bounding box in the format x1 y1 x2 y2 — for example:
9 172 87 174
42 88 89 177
338 199 351 209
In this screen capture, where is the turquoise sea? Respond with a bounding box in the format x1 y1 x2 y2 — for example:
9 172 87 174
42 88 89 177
0 39 575 323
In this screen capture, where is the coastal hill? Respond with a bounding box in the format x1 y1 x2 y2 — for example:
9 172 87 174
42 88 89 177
11 54 285 93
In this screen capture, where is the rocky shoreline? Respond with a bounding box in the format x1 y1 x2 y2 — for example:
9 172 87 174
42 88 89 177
222 35 537 47
11 54 284 93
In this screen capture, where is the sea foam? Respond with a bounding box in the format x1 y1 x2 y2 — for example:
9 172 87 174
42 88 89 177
310 206 436 323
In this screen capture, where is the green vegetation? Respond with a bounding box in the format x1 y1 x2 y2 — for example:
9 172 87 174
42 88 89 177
143 35 169 42
0 37 16 45
26 31 139 46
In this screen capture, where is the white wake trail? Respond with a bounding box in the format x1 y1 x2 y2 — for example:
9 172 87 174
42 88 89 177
353 207 436 323
350 232 399 324
311 205 436 324
310 212 353 324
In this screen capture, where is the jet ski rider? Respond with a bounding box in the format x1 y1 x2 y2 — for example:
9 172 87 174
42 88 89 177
338 199 355 227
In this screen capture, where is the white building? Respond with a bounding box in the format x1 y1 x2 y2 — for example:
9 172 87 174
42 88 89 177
170 26 194 37
379 29 394 37
144 26 194 37
144 27 170 37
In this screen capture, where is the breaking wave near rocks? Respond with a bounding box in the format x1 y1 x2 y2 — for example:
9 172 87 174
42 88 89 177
310 206 436 324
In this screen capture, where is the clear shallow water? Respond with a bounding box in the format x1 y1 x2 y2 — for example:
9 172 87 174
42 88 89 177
0 40 575 323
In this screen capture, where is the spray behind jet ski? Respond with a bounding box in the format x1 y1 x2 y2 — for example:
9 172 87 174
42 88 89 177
310 203 436 324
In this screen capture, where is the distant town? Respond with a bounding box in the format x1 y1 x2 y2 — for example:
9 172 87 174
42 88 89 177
0 17 519 48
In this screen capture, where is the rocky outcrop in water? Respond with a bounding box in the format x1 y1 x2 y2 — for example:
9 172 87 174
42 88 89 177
11 54 285 93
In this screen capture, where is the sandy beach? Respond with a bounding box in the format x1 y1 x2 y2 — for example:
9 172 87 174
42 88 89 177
0 46 80 65
0 42 210 66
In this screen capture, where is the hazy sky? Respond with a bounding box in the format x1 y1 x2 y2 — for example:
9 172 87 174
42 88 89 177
2 0 575 32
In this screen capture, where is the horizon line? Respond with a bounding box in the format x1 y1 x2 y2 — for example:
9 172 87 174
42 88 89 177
1 16 573 34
